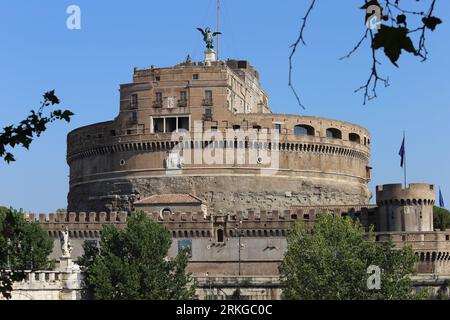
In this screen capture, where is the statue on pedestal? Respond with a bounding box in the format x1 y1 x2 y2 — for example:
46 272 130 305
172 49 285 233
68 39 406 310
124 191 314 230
60 226 73 258
197 27 221 50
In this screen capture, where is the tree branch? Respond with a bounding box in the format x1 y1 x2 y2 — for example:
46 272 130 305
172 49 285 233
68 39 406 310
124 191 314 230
354 30 390 105
288 0 316 110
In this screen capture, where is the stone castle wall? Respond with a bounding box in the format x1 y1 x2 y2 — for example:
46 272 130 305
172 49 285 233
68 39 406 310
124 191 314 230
28 206 450 277
67 114 372 213
66 61 371 213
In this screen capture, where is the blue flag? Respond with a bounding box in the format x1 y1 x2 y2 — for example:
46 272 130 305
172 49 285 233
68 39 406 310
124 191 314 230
439 188 445 208
399 137 405 168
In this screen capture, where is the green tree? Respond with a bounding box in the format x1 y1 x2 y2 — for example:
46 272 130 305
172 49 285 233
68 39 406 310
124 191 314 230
433 206 450 231
0 90 73 163
0 207 53 299
280 214 423 300
79 211 196 300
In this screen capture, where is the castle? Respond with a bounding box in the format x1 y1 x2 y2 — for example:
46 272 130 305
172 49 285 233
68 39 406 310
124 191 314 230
18 44 450 299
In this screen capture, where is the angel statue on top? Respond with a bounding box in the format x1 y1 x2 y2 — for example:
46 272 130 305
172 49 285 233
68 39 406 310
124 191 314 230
197 27 221 50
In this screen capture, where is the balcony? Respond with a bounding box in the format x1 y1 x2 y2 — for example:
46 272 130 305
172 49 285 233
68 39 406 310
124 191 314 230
203 113 213 121
153 101 163 108
202 99 213 106
178 99 188 108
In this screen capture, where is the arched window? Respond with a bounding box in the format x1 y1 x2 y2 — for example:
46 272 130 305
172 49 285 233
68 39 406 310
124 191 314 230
217 229 224 243
161 208 172 216
349 133 361 143
294 125 315 136
326 128 342 139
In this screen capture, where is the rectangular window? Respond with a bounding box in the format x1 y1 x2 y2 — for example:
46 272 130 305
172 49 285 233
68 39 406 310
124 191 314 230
180 91 187 101
205 90 212 101
131 94 138 108
155 76 161 81
131 111 137 123
274 124 281 133
155 92 162 102
152 116 191 133
153 118 164 133
203 90 213 106
192 74 199 80
165 117 177 133
178 117 189 131
204 108 213 120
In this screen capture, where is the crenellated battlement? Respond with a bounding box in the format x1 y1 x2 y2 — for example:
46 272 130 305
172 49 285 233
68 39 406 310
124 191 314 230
28 211 129 224
29 205 378 235
375 184 436 233
376 183 435 206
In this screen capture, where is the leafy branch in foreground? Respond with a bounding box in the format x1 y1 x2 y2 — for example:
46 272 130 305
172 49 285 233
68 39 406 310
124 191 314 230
290 0 442 107
0 90 74 163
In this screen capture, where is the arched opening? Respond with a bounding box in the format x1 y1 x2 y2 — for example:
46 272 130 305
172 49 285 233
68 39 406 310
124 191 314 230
349 133 361 143
161 208 172 216
217 229 224 243
294 125 315 137
232 125 240 131
326 128 342 139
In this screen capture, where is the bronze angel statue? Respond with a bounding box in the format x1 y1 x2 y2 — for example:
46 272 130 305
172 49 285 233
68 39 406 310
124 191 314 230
197 27 221 50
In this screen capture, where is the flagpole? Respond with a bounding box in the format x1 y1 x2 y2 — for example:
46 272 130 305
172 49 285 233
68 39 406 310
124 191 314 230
403 131 407 188
216 0 220 61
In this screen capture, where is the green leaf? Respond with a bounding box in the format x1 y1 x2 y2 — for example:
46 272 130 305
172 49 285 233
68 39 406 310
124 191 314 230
43 90 60 105
422 16 442 31
372 25 418 67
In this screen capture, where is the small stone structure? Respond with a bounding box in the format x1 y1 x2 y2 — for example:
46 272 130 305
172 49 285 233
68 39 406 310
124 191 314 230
2 231 83 300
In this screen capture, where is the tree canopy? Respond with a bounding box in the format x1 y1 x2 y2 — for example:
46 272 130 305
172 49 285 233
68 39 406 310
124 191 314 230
79 211 196 300
433 206 450 231
280 214 425 300
0 207 53 299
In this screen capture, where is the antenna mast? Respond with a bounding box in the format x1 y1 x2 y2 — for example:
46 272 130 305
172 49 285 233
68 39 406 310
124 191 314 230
217 0 220 61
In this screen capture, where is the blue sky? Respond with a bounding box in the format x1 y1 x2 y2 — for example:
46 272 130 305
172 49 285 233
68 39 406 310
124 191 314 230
0 1 449 213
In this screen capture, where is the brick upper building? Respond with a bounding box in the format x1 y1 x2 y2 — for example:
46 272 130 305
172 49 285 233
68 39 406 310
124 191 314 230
67 58 372 214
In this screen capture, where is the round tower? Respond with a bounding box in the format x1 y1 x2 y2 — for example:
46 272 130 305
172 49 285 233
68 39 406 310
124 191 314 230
376 184 435 232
